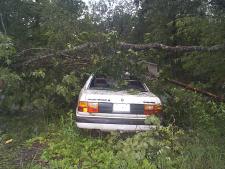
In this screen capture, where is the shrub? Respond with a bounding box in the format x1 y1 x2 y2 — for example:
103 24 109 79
163 88 225 137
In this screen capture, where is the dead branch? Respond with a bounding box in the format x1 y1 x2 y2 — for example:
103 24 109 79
166 78 224 102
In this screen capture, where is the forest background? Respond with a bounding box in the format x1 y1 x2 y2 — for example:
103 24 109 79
0 0 225 168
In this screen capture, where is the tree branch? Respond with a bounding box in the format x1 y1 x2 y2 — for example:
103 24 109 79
166 78 224 102
12 42 100 67
15 48 55 58
118 42 225 52
0 13 7 35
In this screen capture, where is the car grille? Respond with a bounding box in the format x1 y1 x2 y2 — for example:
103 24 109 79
98 102 144 114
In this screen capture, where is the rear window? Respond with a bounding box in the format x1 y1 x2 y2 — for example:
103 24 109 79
89 76 147 92
90 78 110 88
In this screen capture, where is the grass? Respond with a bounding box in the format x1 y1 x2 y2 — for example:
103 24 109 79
0 112 49 169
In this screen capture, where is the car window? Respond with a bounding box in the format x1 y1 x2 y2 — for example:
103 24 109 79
89 77 109 89
127 80 146 91
89 76 147 91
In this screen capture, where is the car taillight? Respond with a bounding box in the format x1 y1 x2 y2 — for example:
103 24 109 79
144 104 162 115
87 102 99 113
78 101 99 113
78 101 88 112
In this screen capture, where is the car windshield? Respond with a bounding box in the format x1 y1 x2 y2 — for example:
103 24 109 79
89 76 147 92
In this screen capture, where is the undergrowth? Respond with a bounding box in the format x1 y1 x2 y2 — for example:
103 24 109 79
27 111 225 169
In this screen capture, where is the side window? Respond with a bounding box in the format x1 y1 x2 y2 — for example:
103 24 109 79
89 77 95 88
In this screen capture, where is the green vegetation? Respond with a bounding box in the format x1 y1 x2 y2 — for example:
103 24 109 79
0 0 225 168
27 102 225 169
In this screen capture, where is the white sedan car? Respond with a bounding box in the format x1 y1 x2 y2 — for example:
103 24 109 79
76 74 162 131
